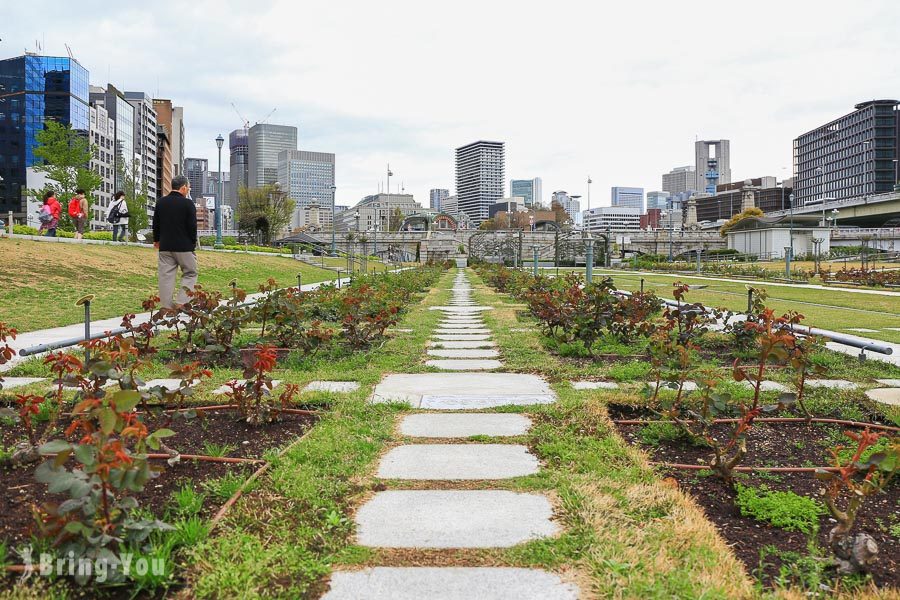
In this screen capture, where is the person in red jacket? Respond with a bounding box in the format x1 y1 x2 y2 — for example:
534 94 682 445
38 190 61 237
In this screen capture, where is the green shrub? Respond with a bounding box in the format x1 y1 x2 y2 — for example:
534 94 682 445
736 484 824 533
608 360 652 381
13 224 40 235
639 422 708 447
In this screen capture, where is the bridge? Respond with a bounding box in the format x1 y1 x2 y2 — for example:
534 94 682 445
767 190 900 227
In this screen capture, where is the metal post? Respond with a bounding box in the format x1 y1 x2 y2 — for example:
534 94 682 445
215 135 224 248
330 185 337 256
640 278 644 293
374 205 378 258
7 211 12 235
696 249 701 273
336 269 342 288
785 246 792 279
532 245 539 276
77 296 93 361
747 288 754 313
585 239 594 284
297 273 302 290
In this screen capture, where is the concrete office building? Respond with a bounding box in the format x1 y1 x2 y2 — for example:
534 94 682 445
248 123 297 188
88 102 116 227
184 158 208 201
89 84 134 195
455 140 505 225
583 206 643 232
610 186 644 211
153 99 184 195
124 92 159 205
430 188 449 211
277 150 336 229
334 193 420 232
442 195 459 217
510 177 542 207
229 127 249 210
793 99 900 206
646 191 670 211
694 178 791 223
662 165 696 194
155 123 172 198
695 139 731 193
171 106 184 177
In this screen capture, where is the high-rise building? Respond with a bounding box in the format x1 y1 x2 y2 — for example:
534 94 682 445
228 128 249 210
695 140 731 193
153 99 183 195
510 177 542 207
442 195 459 217
124 92 158 205
184 158 208 201
277 150 336 229
610 186 644 211
90 84 135 193
455 140 505 225
646 191 670 211
662 166 696 194
248 123 297 188
155 123 172 197
430 188 449 211
793 100 900 206
0 55 90 215
171 106 184 177
88 102 116 228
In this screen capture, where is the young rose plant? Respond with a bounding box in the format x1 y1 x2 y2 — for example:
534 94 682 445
226 344 299 425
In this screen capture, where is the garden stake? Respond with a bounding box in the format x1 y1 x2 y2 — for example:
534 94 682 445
747 287 753 313
297 272 302 290
76 295 93 361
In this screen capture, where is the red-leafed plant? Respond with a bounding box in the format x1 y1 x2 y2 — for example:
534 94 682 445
0 322 17 393
339 285 401 350
226 344 299 425
815 429 898 574
120 295 161 357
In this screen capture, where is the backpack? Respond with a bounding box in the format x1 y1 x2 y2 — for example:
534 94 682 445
68 198 82 218
107 202 120 223
39 206 53 224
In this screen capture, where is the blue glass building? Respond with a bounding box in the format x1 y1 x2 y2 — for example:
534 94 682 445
0 54 90 215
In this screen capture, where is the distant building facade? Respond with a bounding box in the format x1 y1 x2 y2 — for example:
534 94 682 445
646 191 670 211
429 188 449 211
334 193 420 232
695 139 731 193
693 178 791 222
277 149 336 229
184 158 208 201
455 140 505 225
662 165 696 194
88 102 116 227
90 84 135 193
583 206 642 232
228 127 249 210
248 123 297 188
124 92 158 205
610 186 644 211
510 177 542 207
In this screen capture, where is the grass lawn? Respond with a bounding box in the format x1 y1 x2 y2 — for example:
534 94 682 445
0 238 339 333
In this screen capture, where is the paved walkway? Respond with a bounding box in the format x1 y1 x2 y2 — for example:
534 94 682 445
325 270 578 599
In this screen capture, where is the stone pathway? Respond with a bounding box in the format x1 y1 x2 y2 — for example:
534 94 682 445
326 270 577 598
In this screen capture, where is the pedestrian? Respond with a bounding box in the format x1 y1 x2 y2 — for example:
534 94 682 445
68 189 88 239
108 191 130 242
38 190 61 237
153 175 198 310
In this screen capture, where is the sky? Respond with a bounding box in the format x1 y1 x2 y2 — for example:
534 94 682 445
4 0 899 209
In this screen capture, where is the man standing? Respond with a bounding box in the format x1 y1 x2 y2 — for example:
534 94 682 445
153 175 198 309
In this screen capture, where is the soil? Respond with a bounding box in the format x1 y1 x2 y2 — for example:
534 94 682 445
608 405 899 590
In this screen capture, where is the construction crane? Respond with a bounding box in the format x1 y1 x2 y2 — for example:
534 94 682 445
259 107 277 124
231 103 250 129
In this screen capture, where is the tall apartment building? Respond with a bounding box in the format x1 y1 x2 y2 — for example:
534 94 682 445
90 84 135 193
455 140 505 225
184 158 208 201
172 106 184 177
442 195 459 217
88 102 116 227
610 186 644 211
510 177 542 207
793 100 900 206
155 123 172 197
662 165 696 194
430 188 449 211
124 92 158 207
695 139 731 193
0 55 90 215
229 127 249 210
646 190 670 211
153 98 184 195
277 150 336 229
248 123 297 188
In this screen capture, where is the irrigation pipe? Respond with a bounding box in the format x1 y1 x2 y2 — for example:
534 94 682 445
652 462 840 473
613 417 899 433
146 454 265 465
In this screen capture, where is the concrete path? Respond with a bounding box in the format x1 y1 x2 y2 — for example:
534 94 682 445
331 269 575 598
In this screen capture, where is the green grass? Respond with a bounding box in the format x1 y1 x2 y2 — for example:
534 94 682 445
735 484 825 534
0 237 340 332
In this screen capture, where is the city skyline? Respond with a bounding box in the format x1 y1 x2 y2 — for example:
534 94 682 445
1 1 899 208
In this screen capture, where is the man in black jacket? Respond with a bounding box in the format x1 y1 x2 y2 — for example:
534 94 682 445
153 175 198 309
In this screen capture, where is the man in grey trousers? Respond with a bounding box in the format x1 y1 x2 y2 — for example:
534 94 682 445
153 175 198 309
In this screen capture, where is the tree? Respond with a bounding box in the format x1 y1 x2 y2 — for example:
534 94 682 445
121 158 149 242
31 121 102 230
237 185 294 245
550 201 571 226
389 207 404 231
719 207 764 237
479 218 499 230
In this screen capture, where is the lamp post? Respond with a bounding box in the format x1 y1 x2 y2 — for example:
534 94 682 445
586 176 592 211
330 185 337 256
214 134 224 248
815 166 826 226
373 203 379 259
788 192 795 262
605 225 611 267
830 208 839 232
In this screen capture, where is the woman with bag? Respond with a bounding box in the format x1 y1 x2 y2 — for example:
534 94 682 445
108 191 130 242
38 190 61 237
69 189 89 239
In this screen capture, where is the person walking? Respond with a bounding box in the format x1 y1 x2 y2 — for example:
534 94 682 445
69 189 88 239
153 175 198 309
38 190 61 237
108 191 130 242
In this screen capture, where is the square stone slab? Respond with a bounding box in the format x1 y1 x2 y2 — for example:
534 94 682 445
304 381 361 393
805 379 858 390
430 306 492 313
140 379 198 392
1 377 46 390
432 334 493 342
429 341 496 349
738 380 789 392
865 388 900 406
427 349 499 359
399 413 532 438
426 359 503 371
377 444 538 480
212 379 282 395
323 567 579 600
875 379 900 387
420 395 554 409
437 323 487 329
571 381 619 390
371 373 556 407
434 329 491 336
354 490 558 548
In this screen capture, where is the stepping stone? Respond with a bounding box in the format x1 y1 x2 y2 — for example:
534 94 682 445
571 380 619 390
648 381 698 392
433 334 492 342
738 380 789 392
140 379 198 392
510 328 530 332
323 567 579 600
212 379 282 395
844 328 878 333
437 323 488 329
427 349 499 359
392 328 413 333
354 490 558 548
885 328 900 332
865 388 900 407
304 381 360 393
434 329 491 336
399 413 532 438
426 359 503 371
1 377 45 390
875 379 900 387
430 306 492 312
371 373 556 408
805 379 858 390
429 341 495 349
377 444 538 480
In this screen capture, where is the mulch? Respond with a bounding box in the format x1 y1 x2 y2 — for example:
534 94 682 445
609 405 898 589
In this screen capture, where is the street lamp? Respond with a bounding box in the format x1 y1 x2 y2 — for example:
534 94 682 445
214 134 224 248
330 184 337 256
373 203 379 259
830 208 839 231
815 166 826 225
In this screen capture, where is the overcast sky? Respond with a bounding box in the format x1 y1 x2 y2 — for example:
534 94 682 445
4 0 899 208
